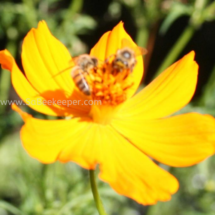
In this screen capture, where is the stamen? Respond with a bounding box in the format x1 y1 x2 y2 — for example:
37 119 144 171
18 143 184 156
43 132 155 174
88 60 134 106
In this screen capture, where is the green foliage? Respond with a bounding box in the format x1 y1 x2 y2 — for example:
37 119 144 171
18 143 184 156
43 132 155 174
160 2 192 35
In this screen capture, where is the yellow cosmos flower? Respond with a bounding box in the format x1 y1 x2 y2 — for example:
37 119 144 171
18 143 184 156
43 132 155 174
0 21 215 205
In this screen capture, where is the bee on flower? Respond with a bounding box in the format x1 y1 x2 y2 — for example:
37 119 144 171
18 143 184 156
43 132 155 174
69 54 98 96
0 21 215 206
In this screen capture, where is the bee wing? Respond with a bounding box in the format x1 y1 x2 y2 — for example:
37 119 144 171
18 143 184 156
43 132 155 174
72 56 81 64
121 38 148 56
52 65 73 78
71 66 87 78
136 46 148 56
121 38 135 49
52 59 74 78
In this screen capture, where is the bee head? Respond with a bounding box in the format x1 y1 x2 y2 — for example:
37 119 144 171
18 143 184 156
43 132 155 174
121 50 132 59
91 57 98 67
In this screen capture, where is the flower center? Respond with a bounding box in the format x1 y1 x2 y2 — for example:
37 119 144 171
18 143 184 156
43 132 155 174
88 56 134 106
89 104 121 125
87 54 135 125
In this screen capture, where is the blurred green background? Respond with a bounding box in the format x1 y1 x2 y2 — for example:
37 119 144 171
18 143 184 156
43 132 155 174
1 0 215 214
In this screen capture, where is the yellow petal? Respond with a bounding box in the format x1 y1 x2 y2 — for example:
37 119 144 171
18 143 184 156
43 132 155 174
20 20 91 114
0 50 89 116
90 31 110 61
22 20 75 95
90 22 144 98
12 103 31 121
14 104 178 204
117 51 198 119
20 116 93 164
13 104 100 167
99 126 179 205
111 113 215 167
0 50 64 116
58 123 103 169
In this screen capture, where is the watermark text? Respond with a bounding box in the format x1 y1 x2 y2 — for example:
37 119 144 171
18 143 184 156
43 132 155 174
0 98 102 107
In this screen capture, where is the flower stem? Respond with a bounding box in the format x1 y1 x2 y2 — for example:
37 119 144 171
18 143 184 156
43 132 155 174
154 25 195 78
89 170 107 215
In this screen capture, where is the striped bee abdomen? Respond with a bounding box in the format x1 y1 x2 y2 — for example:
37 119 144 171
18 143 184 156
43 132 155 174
71 67 91 96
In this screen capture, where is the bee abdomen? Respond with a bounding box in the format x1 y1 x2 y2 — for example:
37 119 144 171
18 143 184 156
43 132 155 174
76 79 91 96
72 70 91 96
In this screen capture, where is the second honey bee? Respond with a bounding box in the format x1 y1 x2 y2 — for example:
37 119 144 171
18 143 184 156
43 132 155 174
111 38 147 74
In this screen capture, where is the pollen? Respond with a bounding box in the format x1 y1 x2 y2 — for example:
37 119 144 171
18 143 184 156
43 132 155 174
88 61 134 106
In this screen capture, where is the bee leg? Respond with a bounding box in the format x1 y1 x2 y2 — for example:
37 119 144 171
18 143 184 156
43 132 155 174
105 54 115 64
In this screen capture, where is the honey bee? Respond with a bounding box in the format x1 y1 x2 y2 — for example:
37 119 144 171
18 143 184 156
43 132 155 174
111 38 147 74
71 54 98 96
53 54 98 96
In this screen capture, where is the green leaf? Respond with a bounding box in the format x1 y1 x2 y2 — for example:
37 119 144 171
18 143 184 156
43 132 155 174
203 1 215 21
160 3 192 35
0 201 27 215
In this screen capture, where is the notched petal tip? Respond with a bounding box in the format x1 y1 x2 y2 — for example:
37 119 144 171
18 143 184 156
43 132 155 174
179 50 195 65
37 20 50 32
0 49 15 71
183 50 198 69
114 20 125 30
188 50 195 58
39 20 47 25
90 20 135 60
36 20 48 28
